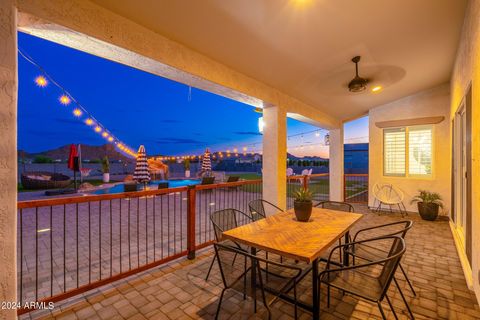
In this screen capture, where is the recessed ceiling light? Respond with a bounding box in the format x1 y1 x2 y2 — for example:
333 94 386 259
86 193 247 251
372 86 383 93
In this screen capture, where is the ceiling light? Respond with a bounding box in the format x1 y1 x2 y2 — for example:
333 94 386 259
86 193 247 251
348 56 367 92
372 86 382 93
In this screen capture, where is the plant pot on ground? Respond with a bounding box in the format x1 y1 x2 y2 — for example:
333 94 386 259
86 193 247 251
293 188 313 222
101 156 110 183
410 190 443 221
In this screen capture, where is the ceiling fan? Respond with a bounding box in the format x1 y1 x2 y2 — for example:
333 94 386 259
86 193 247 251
348 56 368 92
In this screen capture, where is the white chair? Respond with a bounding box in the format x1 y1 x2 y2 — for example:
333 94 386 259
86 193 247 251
286 168 294 176
372 183 407 217
301 169 309 176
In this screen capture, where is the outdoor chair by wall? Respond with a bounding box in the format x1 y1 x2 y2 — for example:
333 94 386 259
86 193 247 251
315 201 355 263
201 176 215 185
205 208 252 281
214 242 303 319
373 183 408 216
319 236 406 320
157 182 169 189
225 175 240 191
344 220 416 319
123 183 138 192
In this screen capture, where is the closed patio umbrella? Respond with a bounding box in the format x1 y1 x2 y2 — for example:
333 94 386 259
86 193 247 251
133 145 151 184
201 148 212 176
68 144 79 190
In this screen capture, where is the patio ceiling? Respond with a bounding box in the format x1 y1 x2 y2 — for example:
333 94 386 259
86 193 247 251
90 0 466 121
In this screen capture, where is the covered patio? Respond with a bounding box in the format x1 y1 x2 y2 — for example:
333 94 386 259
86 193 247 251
2 0 480 319
21 205 480 320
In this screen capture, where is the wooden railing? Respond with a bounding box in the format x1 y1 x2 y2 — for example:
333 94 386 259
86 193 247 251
16 179 262 315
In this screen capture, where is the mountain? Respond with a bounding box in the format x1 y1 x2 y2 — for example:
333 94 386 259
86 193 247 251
19 144 133 162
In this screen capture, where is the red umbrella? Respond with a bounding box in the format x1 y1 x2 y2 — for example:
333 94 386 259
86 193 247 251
67 144 78 171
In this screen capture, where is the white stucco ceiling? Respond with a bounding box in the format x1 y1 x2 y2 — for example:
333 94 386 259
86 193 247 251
90 0 467 121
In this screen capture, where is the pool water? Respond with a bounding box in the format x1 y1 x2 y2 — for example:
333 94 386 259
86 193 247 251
93 179 201 195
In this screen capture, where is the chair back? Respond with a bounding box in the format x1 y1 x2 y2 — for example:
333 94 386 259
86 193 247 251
301 169 309 176
201 176 215 185
316 201 354 212
373 183 404 204
248 199 283 221
378 237 406 297
124 183 138 192
286 168 294 176
210 209 252 241
226 176 240 183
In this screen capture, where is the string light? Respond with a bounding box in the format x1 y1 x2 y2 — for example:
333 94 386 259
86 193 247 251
59 94 71 105
73 108 83 117
94 126 102 133
85 118 93 126
108 137 114 142
34 75 48 87
102 132 109 138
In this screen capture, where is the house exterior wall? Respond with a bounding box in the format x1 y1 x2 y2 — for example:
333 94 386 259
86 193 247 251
450 0 480 302
0 0 18 319
368 84 451 214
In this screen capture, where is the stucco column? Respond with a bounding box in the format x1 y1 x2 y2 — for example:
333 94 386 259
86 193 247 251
329 127 344 201
0 1 18 319
262 104 287 210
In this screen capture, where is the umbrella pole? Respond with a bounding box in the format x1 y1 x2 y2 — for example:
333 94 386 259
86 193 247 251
74 170 77 190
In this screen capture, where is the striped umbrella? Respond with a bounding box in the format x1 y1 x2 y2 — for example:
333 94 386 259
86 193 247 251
133 145 151 183
201 148 212 173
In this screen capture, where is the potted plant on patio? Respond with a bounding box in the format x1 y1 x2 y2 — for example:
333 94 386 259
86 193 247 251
410 190 443 221
293 188 313 222
101 156 110 183
184 158 191 178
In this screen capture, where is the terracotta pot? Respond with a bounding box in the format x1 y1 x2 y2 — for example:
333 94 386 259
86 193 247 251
294 200 312 222
417 202 439 221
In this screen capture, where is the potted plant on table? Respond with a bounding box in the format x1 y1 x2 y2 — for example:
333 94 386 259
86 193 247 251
410 190 443 221
293 188 313 222
101 156 110 183
184 159 191 178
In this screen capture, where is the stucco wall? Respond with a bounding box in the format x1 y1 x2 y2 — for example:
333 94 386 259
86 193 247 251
368 84 451 214
0 0 18 319
450 0 480 302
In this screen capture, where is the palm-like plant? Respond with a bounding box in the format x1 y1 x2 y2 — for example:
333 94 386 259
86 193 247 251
293 188 313 202
410 190 443 208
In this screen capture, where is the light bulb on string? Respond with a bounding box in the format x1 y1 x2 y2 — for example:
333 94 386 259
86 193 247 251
94 126 102 133
73 108 83 117
35 75 48 87
102 132 109 138
85 118 94 126
59 94 71 105
108 137 114 142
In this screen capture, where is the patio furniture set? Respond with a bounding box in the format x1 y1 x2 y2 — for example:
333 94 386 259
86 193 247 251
206 199 415 320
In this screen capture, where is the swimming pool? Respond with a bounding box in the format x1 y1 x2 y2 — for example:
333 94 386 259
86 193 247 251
93 179 201 195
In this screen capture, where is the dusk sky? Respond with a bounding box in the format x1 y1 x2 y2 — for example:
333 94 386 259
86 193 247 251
18 32 368 158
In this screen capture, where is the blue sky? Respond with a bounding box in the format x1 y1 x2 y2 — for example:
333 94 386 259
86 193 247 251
18 32 368 158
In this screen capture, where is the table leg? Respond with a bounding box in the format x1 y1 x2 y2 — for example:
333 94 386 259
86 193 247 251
251 247 257 313
312 258 320 320
343 231 350 266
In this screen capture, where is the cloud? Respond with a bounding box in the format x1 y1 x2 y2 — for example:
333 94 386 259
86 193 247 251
233 131 262 136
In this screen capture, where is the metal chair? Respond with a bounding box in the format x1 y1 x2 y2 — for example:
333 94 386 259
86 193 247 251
205 209 252 281
248 199 283 221
214 242 303 319
344 220 416 319
315 201 355 263
319 236 406 320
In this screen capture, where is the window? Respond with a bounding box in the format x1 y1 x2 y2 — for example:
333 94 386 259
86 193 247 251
383 125 433 177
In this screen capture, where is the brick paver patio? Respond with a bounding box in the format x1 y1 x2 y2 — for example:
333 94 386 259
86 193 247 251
20 205 480 319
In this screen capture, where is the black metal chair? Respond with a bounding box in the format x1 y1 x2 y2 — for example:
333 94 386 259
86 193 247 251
344 220 416 319
214 242 303 319
315 200 354 212
315 201 355 263
248 199 283 221
319 236 406 320
205 209 252 281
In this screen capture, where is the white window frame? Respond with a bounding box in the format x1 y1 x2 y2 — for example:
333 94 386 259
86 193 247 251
383 125 434 178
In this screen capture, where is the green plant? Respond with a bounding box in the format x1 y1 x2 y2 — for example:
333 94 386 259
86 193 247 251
184 159 190 170
293 188 313 202
410 190 443 208
101 156 110 174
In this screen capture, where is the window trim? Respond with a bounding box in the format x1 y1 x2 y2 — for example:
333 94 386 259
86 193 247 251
383 124 434 178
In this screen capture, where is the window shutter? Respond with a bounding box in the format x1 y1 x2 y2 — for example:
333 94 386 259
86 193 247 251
408 125 432 175
384 128 406 176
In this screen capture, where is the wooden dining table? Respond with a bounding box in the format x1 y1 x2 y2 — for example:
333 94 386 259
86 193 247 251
222 207 363 320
